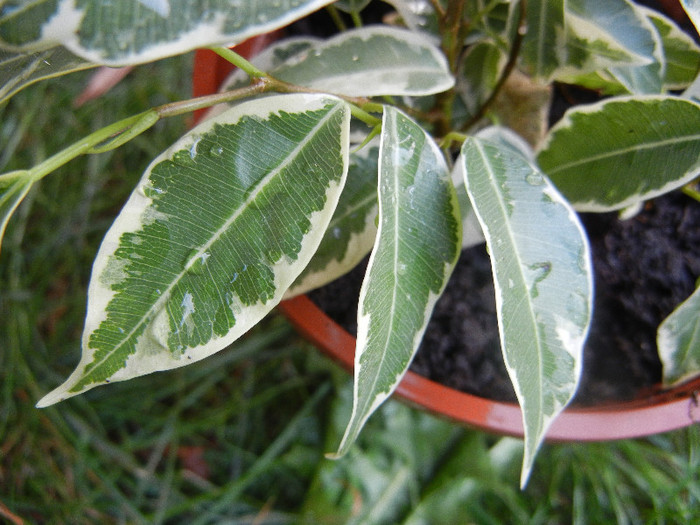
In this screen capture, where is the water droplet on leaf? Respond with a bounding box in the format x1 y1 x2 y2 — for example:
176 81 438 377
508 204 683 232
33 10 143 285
525 172 544 186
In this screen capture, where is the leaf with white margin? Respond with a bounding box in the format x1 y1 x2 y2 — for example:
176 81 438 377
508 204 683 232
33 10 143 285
520 0 565 80
681 0 700 34
0 46 94 104
264 26 454 97
537 95 700 212
659 286 700 386
0 0 334 66
461 136 592 487
451 161 484 250
36 93 350 407
331 107 461 458
0 170 34 255
286 143 378 298
564 0 663 94
383 0 439 37
457 40 507 121
642 5 700 90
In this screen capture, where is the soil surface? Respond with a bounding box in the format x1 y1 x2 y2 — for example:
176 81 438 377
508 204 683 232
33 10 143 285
309 192 700 406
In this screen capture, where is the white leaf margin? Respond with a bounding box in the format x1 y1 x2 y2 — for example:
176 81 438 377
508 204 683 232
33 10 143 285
36 93 351 407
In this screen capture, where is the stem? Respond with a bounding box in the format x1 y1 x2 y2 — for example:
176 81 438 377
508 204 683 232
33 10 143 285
682 182 700 203
349 103 382 127
350 10 363 28
439 131 468 149
155 83 270 118
326 4 348 31
462 0 527 131
209 46 268 78
28 110 159 182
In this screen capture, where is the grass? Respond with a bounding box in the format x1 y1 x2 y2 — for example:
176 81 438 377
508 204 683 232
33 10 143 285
1 50 699 524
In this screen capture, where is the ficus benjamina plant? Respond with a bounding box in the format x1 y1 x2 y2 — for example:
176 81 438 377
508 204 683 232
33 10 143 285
2 0 700 486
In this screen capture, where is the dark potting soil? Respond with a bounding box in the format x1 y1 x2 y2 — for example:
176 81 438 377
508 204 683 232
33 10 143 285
308 192 700 406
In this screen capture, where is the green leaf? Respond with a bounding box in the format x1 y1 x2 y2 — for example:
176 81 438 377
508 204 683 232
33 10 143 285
461 135 593 487
564 0 663 94
263 26 454 97
0 170 34 255
0 0 335 66
36 93 351 407
286 143 378 297
457 39 507 120
658 286 700 386
383 0 440 36
537 95 700 212
642 5 700 90
681 0 700 34
0 46 94 104
520 0 565 80
331 107 461 458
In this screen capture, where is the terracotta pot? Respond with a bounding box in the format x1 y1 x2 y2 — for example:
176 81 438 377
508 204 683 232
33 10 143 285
278 296 700 441
193 35 700 443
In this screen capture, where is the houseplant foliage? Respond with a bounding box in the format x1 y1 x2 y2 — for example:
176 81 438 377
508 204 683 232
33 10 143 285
2 0 700 486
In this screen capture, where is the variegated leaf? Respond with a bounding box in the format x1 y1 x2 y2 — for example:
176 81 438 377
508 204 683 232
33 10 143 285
259 26 454 97
0 0 334 66
461 135 592 487
520 0 565 80
642 5 700 90
0 46 94 104
562 0 663 94
537 96 700 212
36 93 350 407
659 286 700 386
681 0 700 34
286 143 378 297
331 107 460 458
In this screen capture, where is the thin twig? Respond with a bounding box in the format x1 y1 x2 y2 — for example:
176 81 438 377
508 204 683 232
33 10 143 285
462 0 528 131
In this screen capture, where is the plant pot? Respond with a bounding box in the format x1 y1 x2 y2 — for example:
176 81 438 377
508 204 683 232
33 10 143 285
193 34 700 444
278 295 700 441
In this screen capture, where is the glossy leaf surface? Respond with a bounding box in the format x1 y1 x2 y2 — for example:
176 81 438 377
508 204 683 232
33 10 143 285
286 143 378 297
37 94 350 406
0 0 333 66
538 96 700 211
643 6 700 90
681 0 700 34
332 107 460 458
461 136 592 486
260 26 454 97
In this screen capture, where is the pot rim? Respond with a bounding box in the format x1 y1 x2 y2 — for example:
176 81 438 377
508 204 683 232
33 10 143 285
192 37 700 443
279 294 700 442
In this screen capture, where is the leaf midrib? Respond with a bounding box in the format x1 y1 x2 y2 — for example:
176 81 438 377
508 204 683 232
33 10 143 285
544 131 700 175
473 140 546 437
80 102 342 386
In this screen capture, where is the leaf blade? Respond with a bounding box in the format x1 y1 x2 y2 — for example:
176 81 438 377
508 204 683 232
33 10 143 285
37 93 350 407
332 107 461 457
268 26 454 97
286 143 379 297
461 135 593 487
537 95 700 211
1 0 335 66
659 286 700 386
